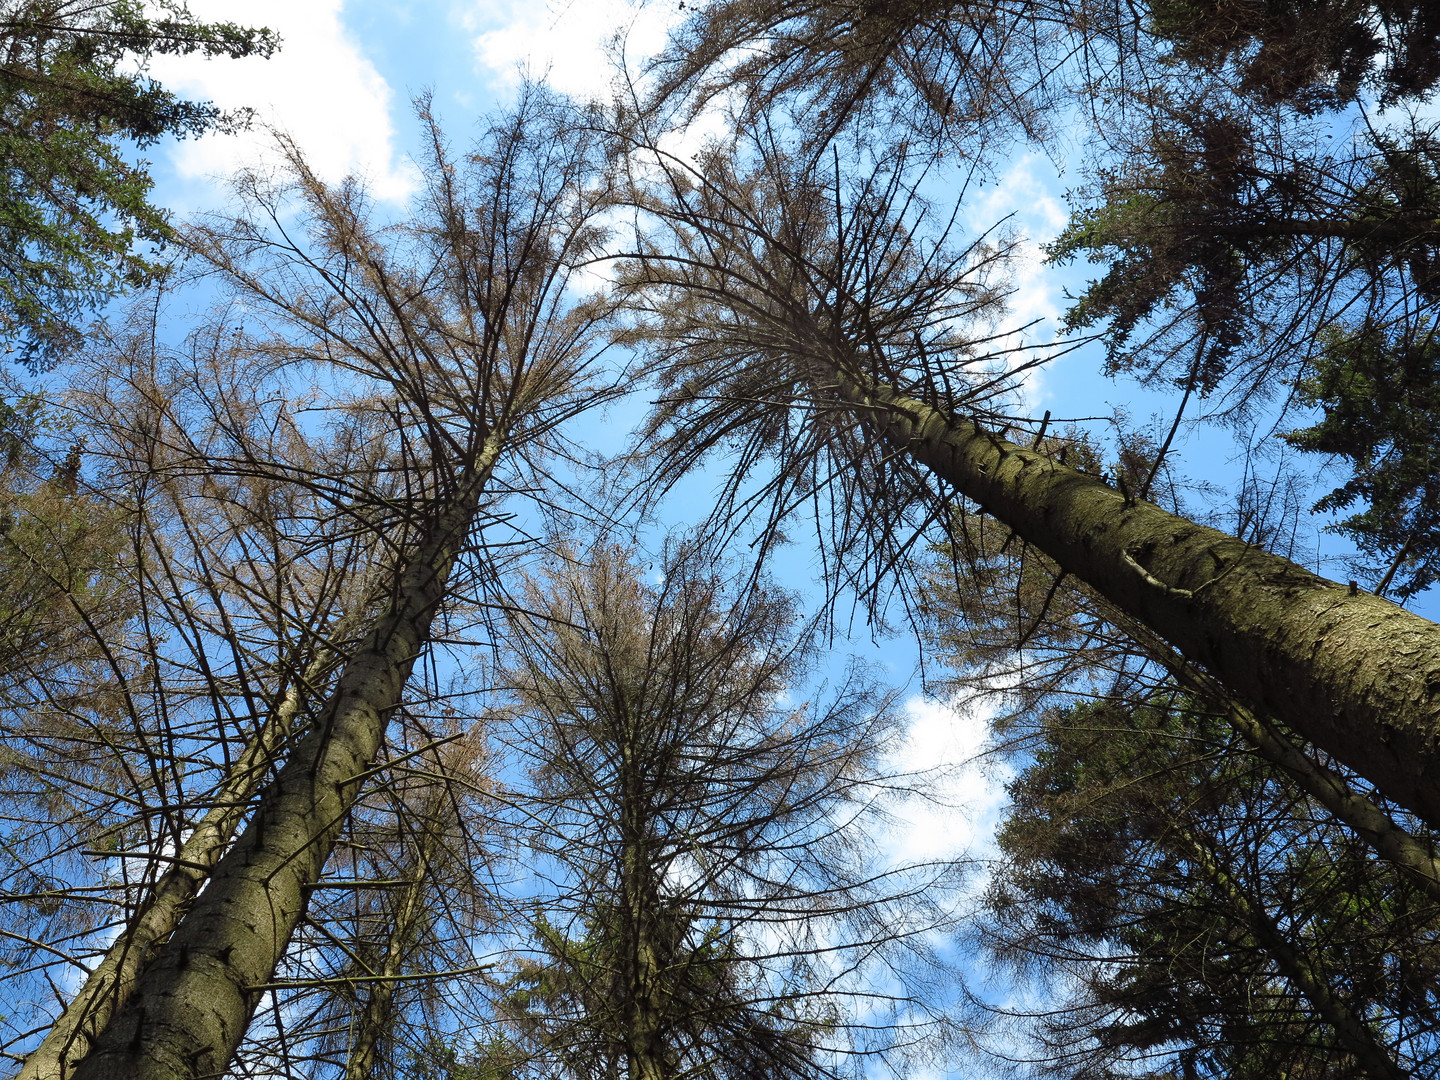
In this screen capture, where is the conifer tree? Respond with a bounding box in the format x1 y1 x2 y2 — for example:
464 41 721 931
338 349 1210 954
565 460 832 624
614 131 1440 832
981 689 1439 1078
0 1 277 364
55 90 618 1080
489 539 959 1080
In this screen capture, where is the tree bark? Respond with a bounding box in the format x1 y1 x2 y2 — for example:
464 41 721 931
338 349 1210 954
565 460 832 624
17 647 325 1080
1113 617 1440 905
1211 693 1440 905
621 739 667 1080
68 434 504 1080
816 354 1440 830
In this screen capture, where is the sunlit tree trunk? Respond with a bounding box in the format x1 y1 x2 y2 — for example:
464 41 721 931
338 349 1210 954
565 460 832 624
70 440 503 1080
18 655 318 1080
816 356 1440 830
25 86 608 1080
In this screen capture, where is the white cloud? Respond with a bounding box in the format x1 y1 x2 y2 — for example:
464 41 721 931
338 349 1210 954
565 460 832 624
147 1 416 205
883 693 1012 866
466 0 680 101
965 154 1070 408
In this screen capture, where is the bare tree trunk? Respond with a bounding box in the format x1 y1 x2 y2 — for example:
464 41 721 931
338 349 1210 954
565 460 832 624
17 649 325 1080
621 778 667 1080
68 436 503 1080
817 357 1440 830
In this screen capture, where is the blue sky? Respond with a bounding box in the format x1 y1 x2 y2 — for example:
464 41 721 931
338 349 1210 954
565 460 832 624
129 0 1392 853
115 10 1433 1067
134 6 1027 1043
140 0 1214 486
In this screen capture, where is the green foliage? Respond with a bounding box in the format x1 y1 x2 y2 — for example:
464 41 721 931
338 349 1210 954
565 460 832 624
499 905 762 1080
405 1036 526 1080
0 1 277 366
1283 321 1440 597
0 389 128 678
1051 110 1440 402
1047 0 1440 425
1048 104 1316 387
1347 127 1440 298
985 690 1440 1077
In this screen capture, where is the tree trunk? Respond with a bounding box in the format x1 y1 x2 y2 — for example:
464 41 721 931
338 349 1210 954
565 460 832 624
17 647 326 1080
621 740 667 1080
816 354 1440 830
1206 690 1440 905
68 433 504 1080
1114 616 1440 904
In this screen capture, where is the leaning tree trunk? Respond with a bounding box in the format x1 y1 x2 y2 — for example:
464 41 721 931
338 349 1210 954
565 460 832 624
68 434 504 1080
1221 698 1440 902
1110 613 1440 904
814 349 1440 831
17 641 332 1080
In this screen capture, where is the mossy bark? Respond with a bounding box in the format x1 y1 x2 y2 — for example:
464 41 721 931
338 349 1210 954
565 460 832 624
827 366 1440 829
67 435 503 1080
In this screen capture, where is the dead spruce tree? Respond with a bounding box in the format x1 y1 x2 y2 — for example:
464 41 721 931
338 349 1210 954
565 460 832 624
1 307 383 1078
58 90 617 1080
614 130 1440 835
489 539 961 1080
244 712 503 1080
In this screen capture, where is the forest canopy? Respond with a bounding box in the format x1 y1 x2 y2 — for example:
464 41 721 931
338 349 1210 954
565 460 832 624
2 2 1440 1079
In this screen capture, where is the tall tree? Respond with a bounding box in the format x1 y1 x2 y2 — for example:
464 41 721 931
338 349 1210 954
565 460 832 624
489 539 959 1080
2 303 389 1077
645 0 1440 592
55 90 618 1080
614 130 1440 834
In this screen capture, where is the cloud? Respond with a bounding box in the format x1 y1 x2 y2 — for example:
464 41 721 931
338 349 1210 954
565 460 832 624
963 154 1071 408
466 0 681 101
147 0 416 205
883 693 1012 866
